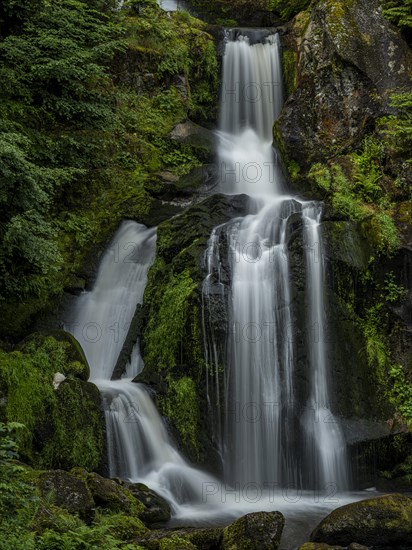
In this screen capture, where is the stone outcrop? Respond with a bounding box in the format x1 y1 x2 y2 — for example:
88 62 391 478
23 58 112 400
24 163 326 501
277 0 412 172
310 493 412 548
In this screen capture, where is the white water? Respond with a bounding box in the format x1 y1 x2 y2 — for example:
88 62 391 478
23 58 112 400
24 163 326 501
203 32 349 493
66 221 221 514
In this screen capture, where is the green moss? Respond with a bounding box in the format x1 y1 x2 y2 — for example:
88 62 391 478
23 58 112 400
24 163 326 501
158 535 196 549
40 379 104 471
144 269 198 371
308 156 400 255
161 377 199 458
0 337 104 470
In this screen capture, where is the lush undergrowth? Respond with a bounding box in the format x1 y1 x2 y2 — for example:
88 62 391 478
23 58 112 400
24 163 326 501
0 423 149 549
0 0 218 338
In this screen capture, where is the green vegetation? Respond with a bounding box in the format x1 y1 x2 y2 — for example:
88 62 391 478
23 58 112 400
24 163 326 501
383 0 412 43
161 376 200 457
308 135 400 254
0 0 218 337
269 0 311 21
0 422 150 548
145 268 198 370
0 336 104 470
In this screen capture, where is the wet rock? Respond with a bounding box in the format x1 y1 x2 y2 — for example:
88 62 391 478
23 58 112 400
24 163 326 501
36 469 95 523
223 511 285 550
310 493 412 547
125 482 171 525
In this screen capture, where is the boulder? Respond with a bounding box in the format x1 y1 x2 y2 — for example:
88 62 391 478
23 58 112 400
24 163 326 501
171 120 215 157
85 472 144 516
277 0 412 171
135 526 223 549
223 511 285 550
36 469 95 522
311 493 412 547
125 482 171 525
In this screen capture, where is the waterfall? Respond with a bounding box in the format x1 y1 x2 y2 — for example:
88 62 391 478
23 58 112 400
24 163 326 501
66 221 220 514
203 31 349 493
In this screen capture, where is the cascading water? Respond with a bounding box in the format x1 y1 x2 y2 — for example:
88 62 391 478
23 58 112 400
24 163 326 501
63 27 366 550
203 31 349 493
66 221 220 514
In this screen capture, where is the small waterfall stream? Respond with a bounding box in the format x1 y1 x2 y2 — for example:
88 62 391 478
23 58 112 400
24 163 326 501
66 221 220 514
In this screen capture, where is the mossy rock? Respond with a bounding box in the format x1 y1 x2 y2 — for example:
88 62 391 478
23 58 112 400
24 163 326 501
80 472 145 516
31 503 84 534
311 493 412 547
135 526 223 549
223 511 285 550
39 378 105 471
125 482 171 525
18 330 90 380
299 544 344 550
134 529 199 549
34 469 95 523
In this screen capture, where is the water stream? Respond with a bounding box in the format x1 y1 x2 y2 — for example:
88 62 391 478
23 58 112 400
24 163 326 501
203 31 349 493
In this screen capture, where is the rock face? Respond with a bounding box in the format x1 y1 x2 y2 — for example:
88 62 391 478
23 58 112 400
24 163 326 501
223 511 285 550
277 0 412 171
310 493 412 548
139 193 250 466
171 120 215 159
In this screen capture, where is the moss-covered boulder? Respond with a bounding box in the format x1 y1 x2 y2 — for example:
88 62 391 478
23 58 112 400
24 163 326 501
0 336 105 471
83 472 145 516
39 378 105 471
31 503 85 534
311 493 412 547
134 526 222 549
277 0 412 173
34 469 95 523
223 511 285 550
97 513 149 540
170 120 215 159
125 482 171 525
17 330 90 380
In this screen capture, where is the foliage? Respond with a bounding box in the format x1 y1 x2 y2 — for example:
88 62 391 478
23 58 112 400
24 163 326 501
269 0 311 21
0 0 218 336
378 90 412 160
388 364 412 425
308 136 400 255
0 337 104 470
383 0 412 43
0 422 38 549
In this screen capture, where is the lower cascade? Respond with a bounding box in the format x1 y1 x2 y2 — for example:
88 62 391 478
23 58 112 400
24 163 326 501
66 221 220 516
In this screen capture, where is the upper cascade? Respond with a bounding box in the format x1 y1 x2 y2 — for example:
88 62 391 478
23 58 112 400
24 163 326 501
217 32 284 198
